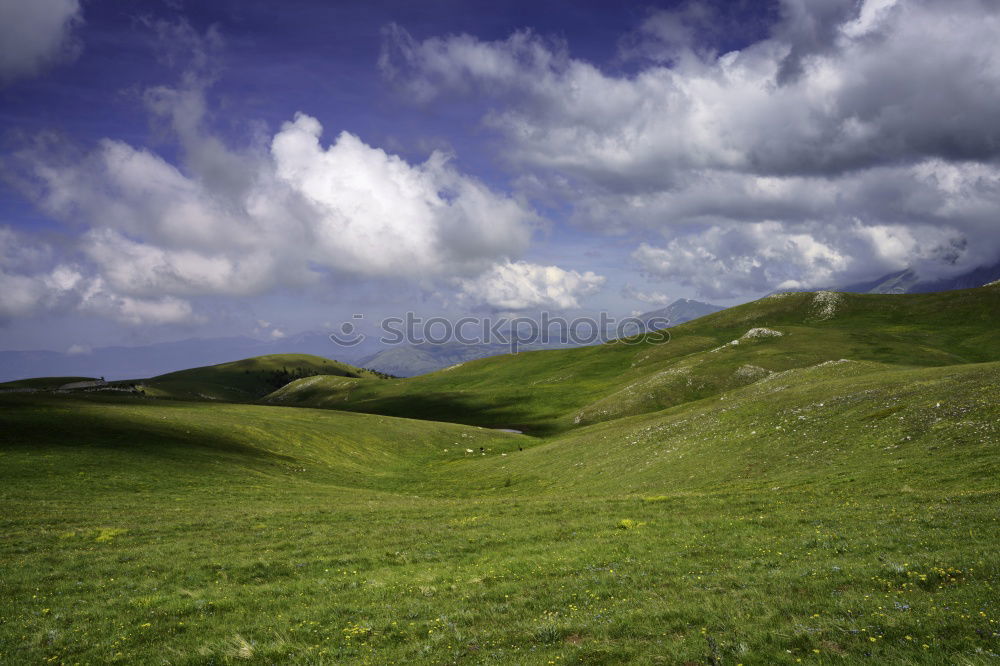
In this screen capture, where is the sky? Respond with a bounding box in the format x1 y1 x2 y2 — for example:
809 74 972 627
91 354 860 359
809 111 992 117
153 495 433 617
1 0 999 353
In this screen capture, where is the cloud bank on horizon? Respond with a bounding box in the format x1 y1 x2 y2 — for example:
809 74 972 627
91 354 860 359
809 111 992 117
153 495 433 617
1 0 998 346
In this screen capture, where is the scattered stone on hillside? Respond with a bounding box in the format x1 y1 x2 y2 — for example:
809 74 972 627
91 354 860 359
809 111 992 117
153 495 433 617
810 291 843 320
710 327 785 352
742 327 784 339
757 358 857 385
709 340 739 352
733 364 772 382
984 278 1000 287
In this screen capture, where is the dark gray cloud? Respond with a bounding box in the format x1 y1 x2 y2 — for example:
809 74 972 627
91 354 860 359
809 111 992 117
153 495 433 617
0 0 82 85
385 0 1000 179
383 0 1000 296
773 0 859 84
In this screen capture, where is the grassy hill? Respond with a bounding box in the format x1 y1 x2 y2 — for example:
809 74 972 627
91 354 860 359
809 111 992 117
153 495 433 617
0 376 96 390
265 287 1000 434
143 353 384 402
2 287 998 664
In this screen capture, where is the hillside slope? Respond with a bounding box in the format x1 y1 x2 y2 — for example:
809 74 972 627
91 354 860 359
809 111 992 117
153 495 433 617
0 392 524 497
443 360 999 496
265 287 1000 433
5 359 996 502
144 353 384 402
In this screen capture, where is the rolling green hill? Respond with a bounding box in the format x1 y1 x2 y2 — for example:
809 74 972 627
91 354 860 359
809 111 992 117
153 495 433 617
2 287 998 664
265 287 1000 433
143 353 384 402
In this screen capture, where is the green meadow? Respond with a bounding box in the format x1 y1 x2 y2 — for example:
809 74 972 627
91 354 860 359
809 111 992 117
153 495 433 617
2 287 999 664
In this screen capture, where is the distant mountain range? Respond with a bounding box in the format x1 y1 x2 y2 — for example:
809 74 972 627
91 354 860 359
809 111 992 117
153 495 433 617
634 298 725 331
835 260 1000 294
0 298 726 382
0 332 361 383
5 264 994 382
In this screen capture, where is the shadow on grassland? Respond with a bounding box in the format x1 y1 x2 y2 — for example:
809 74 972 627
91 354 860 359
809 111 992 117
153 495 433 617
325 391 564 437
0 394 300 470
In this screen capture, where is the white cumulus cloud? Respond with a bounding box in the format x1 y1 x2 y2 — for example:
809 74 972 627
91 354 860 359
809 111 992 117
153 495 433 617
271 113 535 278
12 105 538 313
2 20 549 327
80 285 198 326
620 285 672 305
632 220 977 298
0 227 82 319
455 260 605 310
0 227 202 326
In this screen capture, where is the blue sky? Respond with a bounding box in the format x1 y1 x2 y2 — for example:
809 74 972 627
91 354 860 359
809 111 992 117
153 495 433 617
2 0 999 353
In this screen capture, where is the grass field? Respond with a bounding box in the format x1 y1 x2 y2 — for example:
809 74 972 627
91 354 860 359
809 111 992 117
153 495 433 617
1 288 999 664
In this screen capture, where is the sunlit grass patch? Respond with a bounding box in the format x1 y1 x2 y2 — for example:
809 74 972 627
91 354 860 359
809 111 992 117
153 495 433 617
94 527 127 542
